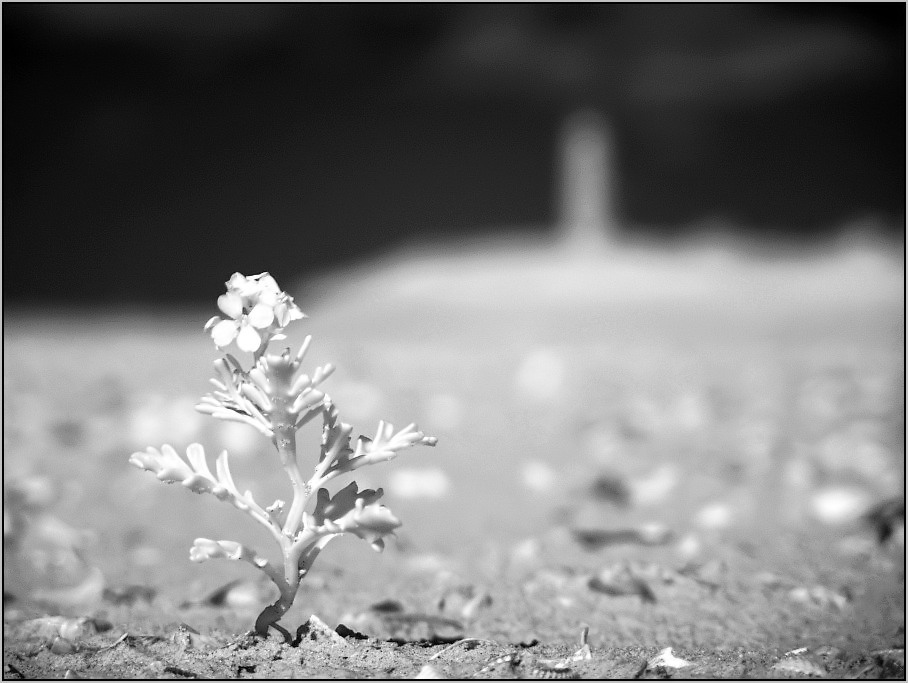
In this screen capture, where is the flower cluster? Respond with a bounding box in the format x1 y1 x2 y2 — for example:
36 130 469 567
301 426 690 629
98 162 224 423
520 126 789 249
204 272 306 354
130 272 437 640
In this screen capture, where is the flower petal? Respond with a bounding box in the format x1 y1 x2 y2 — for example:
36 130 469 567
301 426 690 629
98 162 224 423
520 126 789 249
227 273 248 290
258 274 280 294
211 320 239 348
218 292 244 319
237 324 262 353
248 303 275 329
274 300 305 327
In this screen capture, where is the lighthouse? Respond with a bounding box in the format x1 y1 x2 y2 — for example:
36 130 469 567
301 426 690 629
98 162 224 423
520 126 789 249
556 108 617 255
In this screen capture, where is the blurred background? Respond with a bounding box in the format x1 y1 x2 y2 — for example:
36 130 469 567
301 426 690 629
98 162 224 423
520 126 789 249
2 4 904 635
2 3 904 304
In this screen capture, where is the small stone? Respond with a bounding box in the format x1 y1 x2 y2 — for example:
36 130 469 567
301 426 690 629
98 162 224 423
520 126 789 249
515 348 566 402
510 537 542 565
637 523 673 545
675 534 702 562
647 647 692 670
334 623 369 640
694 501 734 530
809 487 871 525
50 636 76 655
788 585 849 611
224 581 267 611
296 614 349 647
415 663 448 679
371 599 405 613
588 563 656 603
771 656 826 677
436 585 492 621
629 464 678 507
20 616 68 641
58 617 91 642
521 461 557 493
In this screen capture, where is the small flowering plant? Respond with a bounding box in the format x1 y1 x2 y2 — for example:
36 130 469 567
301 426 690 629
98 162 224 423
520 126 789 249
130 272 436 640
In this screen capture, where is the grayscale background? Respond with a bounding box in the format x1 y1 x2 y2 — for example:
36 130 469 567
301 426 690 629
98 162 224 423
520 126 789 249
3 4 904 663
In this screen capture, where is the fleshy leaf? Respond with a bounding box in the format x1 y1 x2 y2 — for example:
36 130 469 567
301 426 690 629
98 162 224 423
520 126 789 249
190 538 285 588
335 498 402 551
308 482 400 551
317 400 354 472
129 444 274 530
311 481 383 527
344 421 437 470
129 444 193 482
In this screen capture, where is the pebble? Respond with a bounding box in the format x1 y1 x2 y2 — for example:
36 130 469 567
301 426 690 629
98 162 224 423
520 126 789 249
58 617 91 642
436 585 492 621
50 637 76 655
647 647 693 670
588 563 657 602
628 464 678 506
771 655 826 677
509 537 542 565
521 461 557 493
515 348 566 402
788 585 849 611
296 614 349 648
674 534 702 562
815 421 893 481
694 501 734 530
415 664 448 679
18 616 71 641
809 487 871 525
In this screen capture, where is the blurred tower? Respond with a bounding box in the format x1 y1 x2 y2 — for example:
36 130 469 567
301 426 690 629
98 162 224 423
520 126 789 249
556 109 617 254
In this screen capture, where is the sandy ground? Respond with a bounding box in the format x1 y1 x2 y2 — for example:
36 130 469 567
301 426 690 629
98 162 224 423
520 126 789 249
3 240 905 678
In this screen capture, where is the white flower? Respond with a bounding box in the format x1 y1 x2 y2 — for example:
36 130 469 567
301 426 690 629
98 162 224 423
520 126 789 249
204 272 305 353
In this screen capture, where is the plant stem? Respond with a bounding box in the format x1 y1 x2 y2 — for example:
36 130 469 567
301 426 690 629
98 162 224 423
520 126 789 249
276 427 310 537
253 538 304 639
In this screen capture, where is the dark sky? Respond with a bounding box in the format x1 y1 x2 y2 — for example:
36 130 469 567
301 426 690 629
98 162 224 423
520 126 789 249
3 3 904 304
